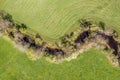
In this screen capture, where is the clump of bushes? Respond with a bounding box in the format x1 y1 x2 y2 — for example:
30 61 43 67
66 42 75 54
0 10 13 22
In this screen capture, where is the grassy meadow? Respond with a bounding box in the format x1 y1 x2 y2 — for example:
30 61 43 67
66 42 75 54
0 0 120 40
0 37 120 80
0 0 120 80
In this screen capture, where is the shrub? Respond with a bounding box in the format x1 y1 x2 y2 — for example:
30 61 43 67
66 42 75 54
79 19 92 28
21 23 27 29
99 21 105 30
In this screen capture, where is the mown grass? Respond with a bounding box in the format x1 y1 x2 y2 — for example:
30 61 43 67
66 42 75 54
0 0 120 40
0 37 120 80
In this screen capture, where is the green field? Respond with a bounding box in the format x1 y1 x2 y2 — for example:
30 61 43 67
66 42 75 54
0 0 120 80
0 37 120 80
0 0 120 40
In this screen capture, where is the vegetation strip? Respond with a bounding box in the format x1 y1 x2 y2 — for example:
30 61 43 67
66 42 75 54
0 10 120 65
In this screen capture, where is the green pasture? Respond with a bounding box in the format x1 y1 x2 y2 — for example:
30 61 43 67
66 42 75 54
0 0 120 40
